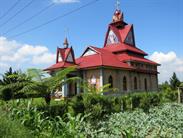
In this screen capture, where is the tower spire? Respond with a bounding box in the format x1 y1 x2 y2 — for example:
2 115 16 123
112 0 123 23
63 37 69 48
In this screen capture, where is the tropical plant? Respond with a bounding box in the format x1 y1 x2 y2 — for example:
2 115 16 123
0 66 80 100
0 68 31 100
81 81 118 95
170 72 181 90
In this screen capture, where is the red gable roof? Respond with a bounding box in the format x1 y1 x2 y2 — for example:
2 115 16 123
116 53 159 65
76 46 132 69
44 10 159 73
103 43 147 56
44 62 76 71
104 23 133 46
44 47 76 71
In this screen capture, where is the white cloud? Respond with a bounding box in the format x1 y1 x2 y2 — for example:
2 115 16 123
32 53 55 64
149 51 183 83
0 36 55 73
52 0 80 4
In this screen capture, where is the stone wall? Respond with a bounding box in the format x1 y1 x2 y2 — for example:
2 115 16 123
83 68 158 93
83 69 100 90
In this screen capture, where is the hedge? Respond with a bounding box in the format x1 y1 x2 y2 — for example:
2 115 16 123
35 90 178 120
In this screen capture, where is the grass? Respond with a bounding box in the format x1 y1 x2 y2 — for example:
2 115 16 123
0 109 32 138
0 97 65 107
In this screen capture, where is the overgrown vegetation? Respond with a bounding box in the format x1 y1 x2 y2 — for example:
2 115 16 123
1 100 183 138
0 68 182 137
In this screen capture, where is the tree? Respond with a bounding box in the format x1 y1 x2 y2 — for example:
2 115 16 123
0 67 31 100
0 66 79 100
169 72 181 90
0 67 19 85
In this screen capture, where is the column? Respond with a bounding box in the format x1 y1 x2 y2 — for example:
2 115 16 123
62 77 68 97
77 79 81 94
99 68 103 87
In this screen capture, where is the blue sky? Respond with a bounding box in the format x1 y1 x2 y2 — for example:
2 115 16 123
0 0 183 83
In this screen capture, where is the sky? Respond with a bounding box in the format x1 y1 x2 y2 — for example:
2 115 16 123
0 0 182 83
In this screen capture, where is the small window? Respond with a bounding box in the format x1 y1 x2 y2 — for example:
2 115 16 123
123 76 127 91
144 78 147 91
108 75 113 88
90 75 97 89
134 77 137 90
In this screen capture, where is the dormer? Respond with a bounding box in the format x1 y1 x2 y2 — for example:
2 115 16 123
104 8 136 47
56 38 76 64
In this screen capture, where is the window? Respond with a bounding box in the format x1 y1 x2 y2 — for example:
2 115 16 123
108 75 113 88
66 52 74 62
134 77 137 90
58 52 62 62
123 76 127 91
90 75 97 89
125 29 135 46
144 78 147 91
83 49 97 57
107 30 119 45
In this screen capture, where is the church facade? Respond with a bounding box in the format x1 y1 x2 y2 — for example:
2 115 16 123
44 8 160 97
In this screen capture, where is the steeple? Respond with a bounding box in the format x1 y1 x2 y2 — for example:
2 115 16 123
63 37 69 48
112 0 123 23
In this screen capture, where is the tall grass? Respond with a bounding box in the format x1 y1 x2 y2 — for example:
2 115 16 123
0 111 32 138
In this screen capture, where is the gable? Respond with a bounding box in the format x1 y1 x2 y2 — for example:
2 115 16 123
106 30 119 45
124 29 135 46
58 52 62 62
66 52 74 62
83 48 97 57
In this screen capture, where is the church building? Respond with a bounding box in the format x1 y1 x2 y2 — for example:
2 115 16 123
44 6 160 97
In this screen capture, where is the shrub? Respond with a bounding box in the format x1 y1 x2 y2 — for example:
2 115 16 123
0 112 32 138
1 88 13 101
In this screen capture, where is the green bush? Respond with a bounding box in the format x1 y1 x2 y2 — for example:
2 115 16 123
161 90 178 102
0 112 32 138
1 88 13 101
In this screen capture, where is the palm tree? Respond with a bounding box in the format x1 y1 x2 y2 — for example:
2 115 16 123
0 66 80 101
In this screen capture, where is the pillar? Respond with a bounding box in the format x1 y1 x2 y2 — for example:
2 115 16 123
62 77 68 97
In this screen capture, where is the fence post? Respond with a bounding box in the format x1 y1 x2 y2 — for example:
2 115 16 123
178 87 180 103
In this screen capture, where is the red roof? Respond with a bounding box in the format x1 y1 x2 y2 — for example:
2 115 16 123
44 20 159 73
44 62 76 71
44 47 76 71
116 53 159 65
103 43 147 55
76 46 132 69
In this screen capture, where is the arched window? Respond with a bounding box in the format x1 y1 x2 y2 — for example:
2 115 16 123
108 75 113 88
89 75 97 89
123 76 127 91
134 77 137 90
144 78 147 91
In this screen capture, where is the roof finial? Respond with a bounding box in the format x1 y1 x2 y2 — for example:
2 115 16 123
112 0 123 23
63 37 69 48
116 0 120 10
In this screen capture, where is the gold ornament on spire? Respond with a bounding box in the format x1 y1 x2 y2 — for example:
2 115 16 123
112 0 123 22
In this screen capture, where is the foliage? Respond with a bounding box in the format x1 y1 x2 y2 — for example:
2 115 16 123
159 81 171 92
1 99 183 138
0 67 19 85
97 103 183 138
1 99 88 137
0 66 79 100
27 68 46 82
170 72 181 90
0 109 31 138
180 82 183 87
0 67 32 100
